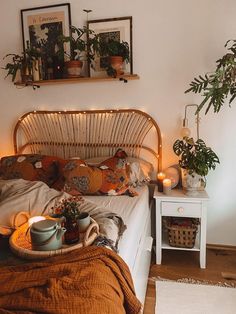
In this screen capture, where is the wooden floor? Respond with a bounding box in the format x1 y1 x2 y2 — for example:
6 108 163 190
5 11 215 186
143 248 236 314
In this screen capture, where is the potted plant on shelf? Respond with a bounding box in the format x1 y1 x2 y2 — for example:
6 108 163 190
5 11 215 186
3 43 42 83
3 53 26 82
173 137 220 195
57 25 99 78
185 40 236 114
98 39 130 77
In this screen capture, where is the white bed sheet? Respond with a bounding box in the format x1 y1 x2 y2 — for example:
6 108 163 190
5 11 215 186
84 185 150 271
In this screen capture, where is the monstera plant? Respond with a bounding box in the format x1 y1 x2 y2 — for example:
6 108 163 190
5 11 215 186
173 137 220 195
185 40 236 114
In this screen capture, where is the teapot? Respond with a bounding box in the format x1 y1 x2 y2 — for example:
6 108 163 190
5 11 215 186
30 219 66 251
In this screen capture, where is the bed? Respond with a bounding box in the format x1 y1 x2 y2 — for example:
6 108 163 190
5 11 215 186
0 109 162 312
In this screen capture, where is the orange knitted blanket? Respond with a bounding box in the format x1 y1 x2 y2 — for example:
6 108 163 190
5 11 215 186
0 246 142 314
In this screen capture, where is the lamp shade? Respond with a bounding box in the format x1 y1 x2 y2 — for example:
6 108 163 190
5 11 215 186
180 127 191 138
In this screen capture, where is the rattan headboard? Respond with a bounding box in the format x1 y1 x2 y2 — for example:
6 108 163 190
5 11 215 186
14 109 162 172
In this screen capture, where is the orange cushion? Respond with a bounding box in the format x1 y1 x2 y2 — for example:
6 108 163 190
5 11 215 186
0 154 64 187
63 150 131 196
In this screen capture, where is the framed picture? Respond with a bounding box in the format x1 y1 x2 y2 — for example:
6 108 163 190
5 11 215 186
21 3 71 55
88 16 133 77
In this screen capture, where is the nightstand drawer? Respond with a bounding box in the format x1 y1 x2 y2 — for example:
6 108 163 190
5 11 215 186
161 201 202 218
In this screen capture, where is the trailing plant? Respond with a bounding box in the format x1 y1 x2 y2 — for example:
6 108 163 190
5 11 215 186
173 137 219 177
2 44 41 82
185 40 236 114
3 53 25 82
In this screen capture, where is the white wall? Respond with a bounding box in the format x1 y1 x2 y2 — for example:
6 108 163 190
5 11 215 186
0 0 236 245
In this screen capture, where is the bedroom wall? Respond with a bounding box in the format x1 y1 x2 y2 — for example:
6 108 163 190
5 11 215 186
0 0 236 246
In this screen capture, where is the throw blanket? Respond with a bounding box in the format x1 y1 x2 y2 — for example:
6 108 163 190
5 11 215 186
0 246 142 314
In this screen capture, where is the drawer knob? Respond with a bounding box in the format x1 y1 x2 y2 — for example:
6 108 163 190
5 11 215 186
177 207 184 213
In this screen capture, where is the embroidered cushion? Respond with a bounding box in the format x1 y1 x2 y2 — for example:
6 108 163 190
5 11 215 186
0 154 64 187
63 150 131 196
85 156 153 187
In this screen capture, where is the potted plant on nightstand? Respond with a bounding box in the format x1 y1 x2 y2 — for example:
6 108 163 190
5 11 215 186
58 25 99 78
98 39 130 77
173 137 219 195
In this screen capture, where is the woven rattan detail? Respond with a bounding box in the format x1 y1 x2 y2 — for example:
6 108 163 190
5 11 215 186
166 223 198 249
13 109 162 171
9 218 99 260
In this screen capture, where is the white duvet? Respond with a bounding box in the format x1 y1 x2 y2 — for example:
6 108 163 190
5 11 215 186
0 179 125 249
0 179 70 235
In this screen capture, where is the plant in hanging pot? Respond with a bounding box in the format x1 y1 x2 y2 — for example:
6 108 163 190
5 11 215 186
57 25 99 78
173 137 220 195
98 39 130 77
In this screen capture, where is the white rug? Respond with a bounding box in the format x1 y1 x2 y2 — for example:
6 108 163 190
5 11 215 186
155 280 236 314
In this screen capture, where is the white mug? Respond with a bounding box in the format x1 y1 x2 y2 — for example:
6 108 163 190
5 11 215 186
78 212 90 233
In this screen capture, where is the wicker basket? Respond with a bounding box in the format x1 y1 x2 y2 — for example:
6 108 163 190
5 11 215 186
165 218 198 249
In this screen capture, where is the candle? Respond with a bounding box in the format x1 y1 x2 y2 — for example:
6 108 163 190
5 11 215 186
163 178 172 195
157 172 166 192
28 216 46 226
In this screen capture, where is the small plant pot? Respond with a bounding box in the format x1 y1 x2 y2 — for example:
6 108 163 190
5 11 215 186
110 56 124 76
181 169 202 196
65 60 83 78
20 65 33 83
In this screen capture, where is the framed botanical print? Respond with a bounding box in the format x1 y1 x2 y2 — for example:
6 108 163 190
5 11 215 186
21 3 71 55
88 16 133 77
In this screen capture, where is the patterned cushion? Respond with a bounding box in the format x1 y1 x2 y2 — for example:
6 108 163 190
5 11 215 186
63 150 131 196
0 154 64 187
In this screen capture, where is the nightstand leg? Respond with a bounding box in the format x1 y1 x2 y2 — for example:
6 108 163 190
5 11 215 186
200 202 207 268
156 201 162 264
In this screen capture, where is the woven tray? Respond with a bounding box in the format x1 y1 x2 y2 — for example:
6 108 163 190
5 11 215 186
9 217 99 260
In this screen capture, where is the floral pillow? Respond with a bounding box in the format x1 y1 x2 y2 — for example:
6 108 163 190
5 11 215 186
62 149 134 196
85 156 153 187
0 154 64 187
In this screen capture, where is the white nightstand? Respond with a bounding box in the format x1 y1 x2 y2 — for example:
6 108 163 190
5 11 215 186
154 187 209 268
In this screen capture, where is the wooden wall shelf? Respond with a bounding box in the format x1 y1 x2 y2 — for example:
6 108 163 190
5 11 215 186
14 74 139 88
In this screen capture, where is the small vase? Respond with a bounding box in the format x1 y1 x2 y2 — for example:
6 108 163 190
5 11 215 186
64 217 79 244
78 212 90 233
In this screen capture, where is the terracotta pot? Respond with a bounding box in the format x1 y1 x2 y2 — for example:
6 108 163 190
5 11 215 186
110 56 124 76
65 60 83 78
